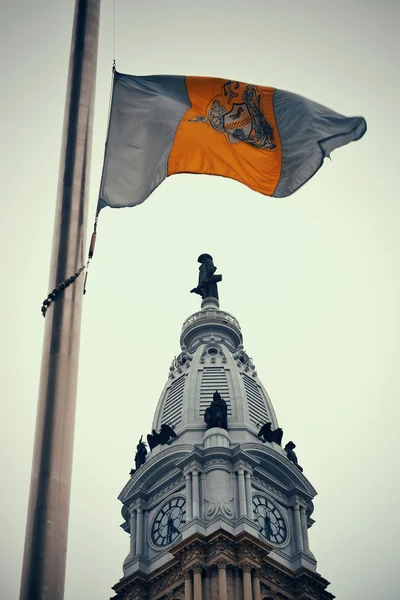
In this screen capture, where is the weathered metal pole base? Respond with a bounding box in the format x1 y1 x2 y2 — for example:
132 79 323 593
19 1 100 598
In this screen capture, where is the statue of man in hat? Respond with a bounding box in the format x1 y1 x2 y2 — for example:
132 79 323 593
190 254 222 300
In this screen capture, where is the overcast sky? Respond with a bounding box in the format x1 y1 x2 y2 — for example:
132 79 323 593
1 1 399 598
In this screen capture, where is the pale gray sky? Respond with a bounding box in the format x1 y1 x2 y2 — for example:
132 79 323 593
1 1 399 598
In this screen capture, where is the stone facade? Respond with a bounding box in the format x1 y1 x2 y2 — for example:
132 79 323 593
112 531 333 600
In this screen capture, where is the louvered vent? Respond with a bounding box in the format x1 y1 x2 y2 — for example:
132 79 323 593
242 373 269 426
161 375 185 427
199 367 231 415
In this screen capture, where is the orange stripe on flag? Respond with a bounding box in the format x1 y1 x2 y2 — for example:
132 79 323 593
168 77 282 196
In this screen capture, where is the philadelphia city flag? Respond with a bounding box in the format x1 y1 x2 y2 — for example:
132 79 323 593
98 72 366 211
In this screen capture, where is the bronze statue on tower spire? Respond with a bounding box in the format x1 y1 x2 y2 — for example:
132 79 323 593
190 253 222 301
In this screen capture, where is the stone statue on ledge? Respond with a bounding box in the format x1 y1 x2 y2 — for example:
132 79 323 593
147 424 177 451
130 436 147 475
284 441 303 472
204 390 228 430
190 253 222 300
257 422 283 445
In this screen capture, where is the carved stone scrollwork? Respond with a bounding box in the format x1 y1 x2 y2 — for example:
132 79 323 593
204 458 231 470
261 565 296 594
204 464 234 520
124 583 147 600
192 562 204 574
240 561 253 573
169 347 192 378
177 346 193 367
200 344 227 364
147 475 184 504
148 566 184 596
217 558 229 570
252 478 287 503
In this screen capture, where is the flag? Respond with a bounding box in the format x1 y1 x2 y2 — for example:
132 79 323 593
98 71 366 211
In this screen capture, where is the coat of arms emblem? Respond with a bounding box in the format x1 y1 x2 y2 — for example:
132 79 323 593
189 80 276 150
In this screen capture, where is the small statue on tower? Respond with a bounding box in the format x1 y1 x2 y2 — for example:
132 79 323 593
204 390 228 430
257 421 284 445
130 436 148 475
147 424 177 451
190 253 222 301
284 441 303 472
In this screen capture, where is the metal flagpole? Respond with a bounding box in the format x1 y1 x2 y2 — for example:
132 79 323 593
19 1 101 598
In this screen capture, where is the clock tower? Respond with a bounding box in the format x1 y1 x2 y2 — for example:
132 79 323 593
110 257 334 600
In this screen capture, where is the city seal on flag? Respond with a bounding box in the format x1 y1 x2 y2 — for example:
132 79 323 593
188 80 276 151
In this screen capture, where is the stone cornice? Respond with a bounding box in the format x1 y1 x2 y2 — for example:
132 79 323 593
111 529 334 600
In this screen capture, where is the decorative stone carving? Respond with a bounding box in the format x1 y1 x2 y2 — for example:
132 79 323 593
252 478 287 503
177 345 193 366
192 562 204 574
204 459 231 470
200 344 227 364
204 467 234 520
149 567 184 595
147 476 184 505
240 561 253 572
168 357 176 379
217 558 230 569
261 564 296 594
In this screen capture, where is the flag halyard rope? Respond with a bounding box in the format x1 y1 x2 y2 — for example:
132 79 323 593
41 56 114 317
41 264 86 317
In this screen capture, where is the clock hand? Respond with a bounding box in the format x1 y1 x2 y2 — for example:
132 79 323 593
264 514 273 538
168 517 179 535
166 518 173 544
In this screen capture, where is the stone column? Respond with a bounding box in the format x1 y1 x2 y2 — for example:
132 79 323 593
184 569 192 600
245 471 253 519
238 469 247 517
192 470 200 518
218 560 228 600
294 503 304 553
185 473 192 521
129 509 137 557
200 472 206 519
300 505 310 554
252 569 261 600
136 507 143 555
193 563 203 600
242 564 253 600
144 510 149 558
206 568 212 599
233 567 241 599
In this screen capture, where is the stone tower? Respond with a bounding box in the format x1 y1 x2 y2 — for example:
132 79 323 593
111 259 334 600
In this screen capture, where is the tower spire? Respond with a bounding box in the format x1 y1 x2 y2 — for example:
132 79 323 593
110 259 334 599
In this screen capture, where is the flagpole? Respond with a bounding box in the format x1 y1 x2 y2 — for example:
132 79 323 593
19 1 100 599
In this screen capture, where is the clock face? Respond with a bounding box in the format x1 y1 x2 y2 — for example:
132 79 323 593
151 497 186 547
253 495 287 544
